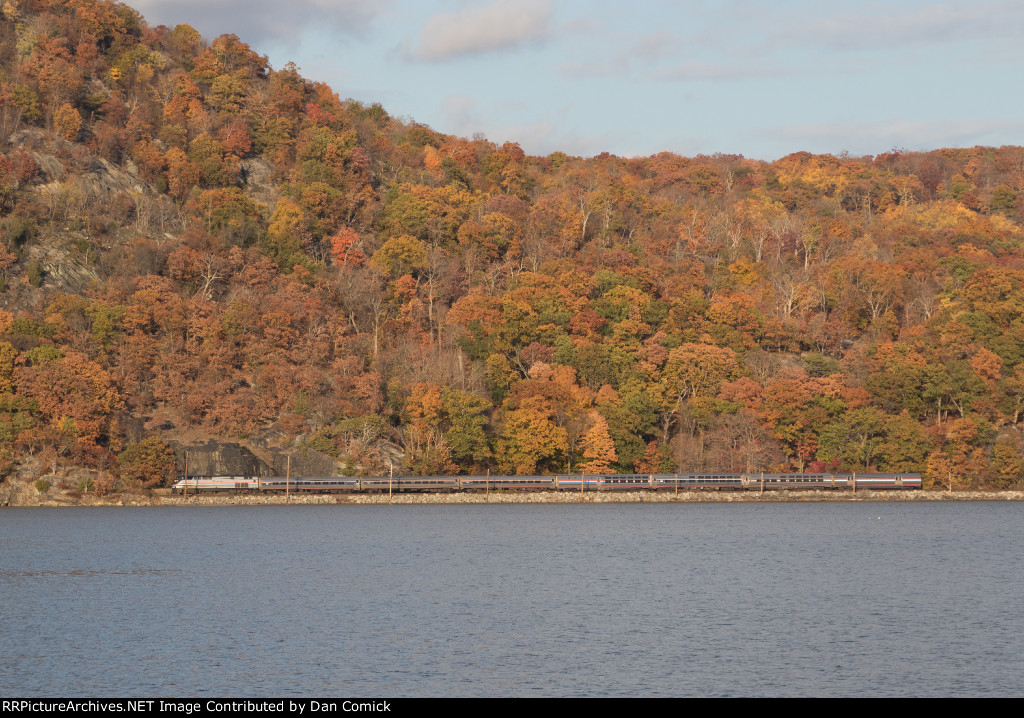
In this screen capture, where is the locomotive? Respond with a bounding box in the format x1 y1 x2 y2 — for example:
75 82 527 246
170 472 922 494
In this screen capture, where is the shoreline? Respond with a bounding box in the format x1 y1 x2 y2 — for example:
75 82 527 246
4 488 1024 507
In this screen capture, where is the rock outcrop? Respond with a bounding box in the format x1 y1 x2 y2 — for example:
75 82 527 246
0 479 38 507
173 440 270 477
171 439 341 478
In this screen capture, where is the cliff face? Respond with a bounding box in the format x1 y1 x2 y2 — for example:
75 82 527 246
0 478 35 505
173 440 269 477
172 440 341 478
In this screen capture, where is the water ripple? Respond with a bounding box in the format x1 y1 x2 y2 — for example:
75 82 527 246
1 503 1022 696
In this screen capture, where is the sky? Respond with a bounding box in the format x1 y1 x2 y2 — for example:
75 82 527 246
129 0 1024 160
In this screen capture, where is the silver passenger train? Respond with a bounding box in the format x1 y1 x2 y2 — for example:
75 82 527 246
171 472 922 494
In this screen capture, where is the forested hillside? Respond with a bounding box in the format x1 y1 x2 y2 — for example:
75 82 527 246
1 0 1023 491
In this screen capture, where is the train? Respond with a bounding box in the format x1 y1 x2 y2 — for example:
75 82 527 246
170 472 922 494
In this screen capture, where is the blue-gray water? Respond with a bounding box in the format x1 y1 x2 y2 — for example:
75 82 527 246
1 502 1022 697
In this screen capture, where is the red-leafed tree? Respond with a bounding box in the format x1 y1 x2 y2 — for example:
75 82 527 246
329 227 365 267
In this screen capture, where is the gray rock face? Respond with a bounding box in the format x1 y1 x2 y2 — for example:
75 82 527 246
173 440 269 477
25 151 66 183
172 440 341 478
239 157 277 204
268 447 340 478
9 127 150 195
239 157 274 189
43 251 100 293
77 156 149 195
0 480 37 507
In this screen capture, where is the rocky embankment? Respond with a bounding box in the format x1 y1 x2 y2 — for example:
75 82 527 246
156 489 1024 505
0 481 162 507
4 480 1023 507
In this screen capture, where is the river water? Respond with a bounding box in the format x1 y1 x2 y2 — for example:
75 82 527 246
1 502 1021 696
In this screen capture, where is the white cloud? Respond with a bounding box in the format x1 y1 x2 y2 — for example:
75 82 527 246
559 60 629 79
491 120 619 158
558 31 696 80
129 0 387 48
653 62 775 82
439 94 481 136
627 31 683 64
761 118 1024 156
763 0 1024 53
409 0 553 61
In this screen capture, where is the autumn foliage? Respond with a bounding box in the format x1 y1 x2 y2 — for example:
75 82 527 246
0 1 1022 490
